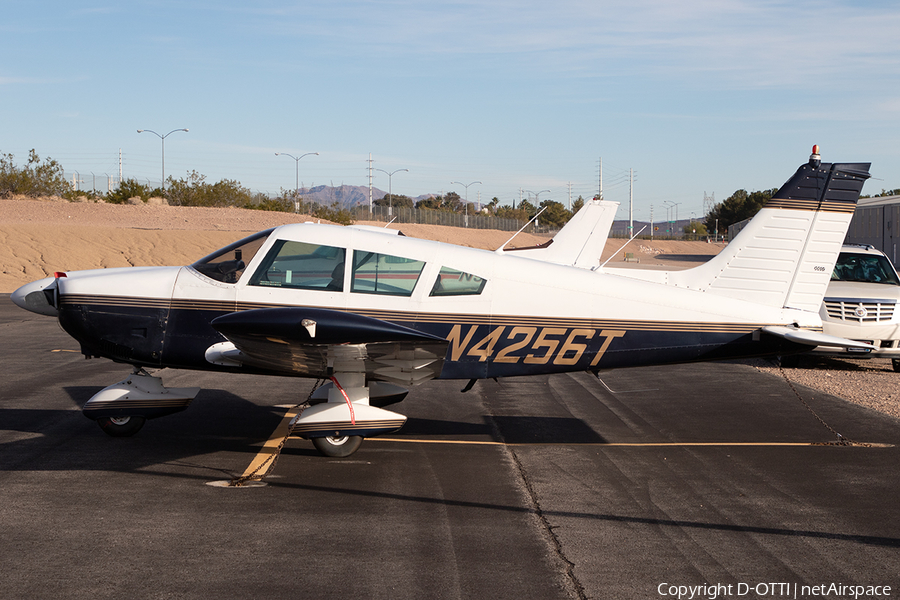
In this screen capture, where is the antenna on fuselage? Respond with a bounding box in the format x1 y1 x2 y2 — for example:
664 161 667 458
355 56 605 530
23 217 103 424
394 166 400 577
495 206 548 253
596 225 647 270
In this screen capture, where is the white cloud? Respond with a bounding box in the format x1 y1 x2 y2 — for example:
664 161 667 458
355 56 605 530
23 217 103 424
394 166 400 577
240 0 900 90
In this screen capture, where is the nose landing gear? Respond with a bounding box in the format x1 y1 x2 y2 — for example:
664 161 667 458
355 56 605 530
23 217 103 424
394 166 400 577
83 368 200 437
96 415 147 437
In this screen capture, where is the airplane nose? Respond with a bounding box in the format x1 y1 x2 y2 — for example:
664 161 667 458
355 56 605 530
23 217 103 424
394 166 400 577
11 277 59 317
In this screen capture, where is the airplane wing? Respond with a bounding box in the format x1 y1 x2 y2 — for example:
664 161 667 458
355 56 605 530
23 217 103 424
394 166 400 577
209 307 449 386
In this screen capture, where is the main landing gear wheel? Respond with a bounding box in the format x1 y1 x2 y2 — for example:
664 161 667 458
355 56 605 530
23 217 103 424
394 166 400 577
96 416 146 438
892 358 900 373
312 435 363 458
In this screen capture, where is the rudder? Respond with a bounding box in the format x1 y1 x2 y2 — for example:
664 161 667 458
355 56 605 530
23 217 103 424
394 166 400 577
665 148 870 311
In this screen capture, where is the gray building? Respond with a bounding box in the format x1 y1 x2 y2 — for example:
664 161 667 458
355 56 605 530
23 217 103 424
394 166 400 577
845 195 900 264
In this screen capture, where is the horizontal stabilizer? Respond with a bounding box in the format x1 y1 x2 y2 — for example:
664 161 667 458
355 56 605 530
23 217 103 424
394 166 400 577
762 325 874 350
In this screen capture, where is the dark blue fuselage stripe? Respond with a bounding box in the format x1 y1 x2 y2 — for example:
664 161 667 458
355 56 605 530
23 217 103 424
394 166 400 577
58 298 798 379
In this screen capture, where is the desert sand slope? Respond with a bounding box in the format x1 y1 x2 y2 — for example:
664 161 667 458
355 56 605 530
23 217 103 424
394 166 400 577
0 197 721 293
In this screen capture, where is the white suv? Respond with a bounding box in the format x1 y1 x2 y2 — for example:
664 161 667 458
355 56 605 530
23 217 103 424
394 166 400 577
811 244 900 371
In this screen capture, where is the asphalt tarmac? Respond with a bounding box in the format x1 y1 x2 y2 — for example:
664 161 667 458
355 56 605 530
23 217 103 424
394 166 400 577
2 294 899 600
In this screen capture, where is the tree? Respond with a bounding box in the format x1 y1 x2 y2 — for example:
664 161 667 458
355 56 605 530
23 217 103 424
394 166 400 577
538 200 572 229
705 188 776 231
683 221 708 239
0 149 70 198
374 194 413 209
571 196 585 214
863 188 900 198
415 192 464 212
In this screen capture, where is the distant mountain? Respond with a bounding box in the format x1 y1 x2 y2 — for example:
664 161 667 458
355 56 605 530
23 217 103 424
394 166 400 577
296 185 382 208
297 185 451 209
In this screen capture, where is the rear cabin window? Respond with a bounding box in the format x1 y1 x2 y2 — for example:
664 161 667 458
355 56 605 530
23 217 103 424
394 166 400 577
832 252 900 285
350 251 425 297
249 240 346 291
430 267 487 296
192 228 273 284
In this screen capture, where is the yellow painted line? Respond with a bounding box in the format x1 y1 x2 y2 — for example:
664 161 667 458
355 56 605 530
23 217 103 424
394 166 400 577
239 406 304 480
51 349 79 353
364 438 889 448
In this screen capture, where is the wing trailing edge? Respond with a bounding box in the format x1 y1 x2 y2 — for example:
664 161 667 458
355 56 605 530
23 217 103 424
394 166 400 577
210 307 448 385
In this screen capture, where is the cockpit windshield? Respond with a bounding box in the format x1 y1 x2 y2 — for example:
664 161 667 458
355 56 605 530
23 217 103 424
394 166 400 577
191 228 274 283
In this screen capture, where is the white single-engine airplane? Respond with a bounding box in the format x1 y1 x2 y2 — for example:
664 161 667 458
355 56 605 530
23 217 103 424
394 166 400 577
12 148 872 457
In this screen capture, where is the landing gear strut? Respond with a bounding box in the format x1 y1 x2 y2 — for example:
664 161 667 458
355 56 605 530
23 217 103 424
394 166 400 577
291 373 407 458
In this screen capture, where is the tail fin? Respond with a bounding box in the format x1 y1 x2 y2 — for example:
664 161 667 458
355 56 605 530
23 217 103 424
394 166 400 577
505 198 619 268
667 149 870 311
604 148 871 312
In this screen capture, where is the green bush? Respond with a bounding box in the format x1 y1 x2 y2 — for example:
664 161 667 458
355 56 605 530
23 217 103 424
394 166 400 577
105 178 162 204
0 149 70 198
312 202 354 225
166 171 257 208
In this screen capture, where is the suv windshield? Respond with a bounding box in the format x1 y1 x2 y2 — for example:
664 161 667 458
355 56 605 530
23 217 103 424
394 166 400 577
832 251 900 285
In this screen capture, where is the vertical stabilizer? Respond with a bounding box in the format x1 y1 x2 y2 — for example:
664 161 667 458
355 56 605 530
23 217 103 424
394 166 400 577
664 149 870 311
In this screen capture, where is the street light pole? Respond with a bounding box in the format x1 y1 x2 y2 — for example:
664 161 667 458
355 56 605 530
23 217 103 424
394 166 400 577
451 181 482 227
524 189 550 204
524 189 551 226
663 201 681 237
275 151 319 208
376 168 408 217
136 128 189 191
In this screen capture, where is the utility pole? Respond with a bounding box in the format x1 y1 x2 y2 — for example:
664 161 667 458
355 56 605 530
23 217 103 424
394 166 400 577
628 168 634 236
598 157 603 199
703 191 715 219
650 205 654 241
368 153 373 213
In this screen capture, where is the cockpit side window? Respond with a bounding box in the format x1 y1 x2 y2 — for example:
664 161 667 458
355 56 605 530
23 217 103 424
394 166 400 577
192 228 273 284
429 267 487 296
248 240 347 291
350 251 425 296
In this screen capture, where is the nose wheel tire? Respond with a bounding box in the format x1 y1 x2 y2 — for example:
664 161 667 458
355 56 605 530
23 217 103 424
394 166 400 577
312 435 363 458
96 416 146 437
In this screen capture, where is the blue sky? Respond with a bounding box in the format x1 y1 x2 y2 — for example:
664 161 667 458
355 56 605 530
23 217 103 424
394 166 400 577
3 1 899 222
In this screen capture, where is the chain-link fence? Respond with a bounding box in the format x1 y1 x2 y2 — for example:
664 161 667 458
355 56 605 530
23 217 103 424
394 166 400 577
58 173 565 236
359 205 560 234
64 172 130 194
